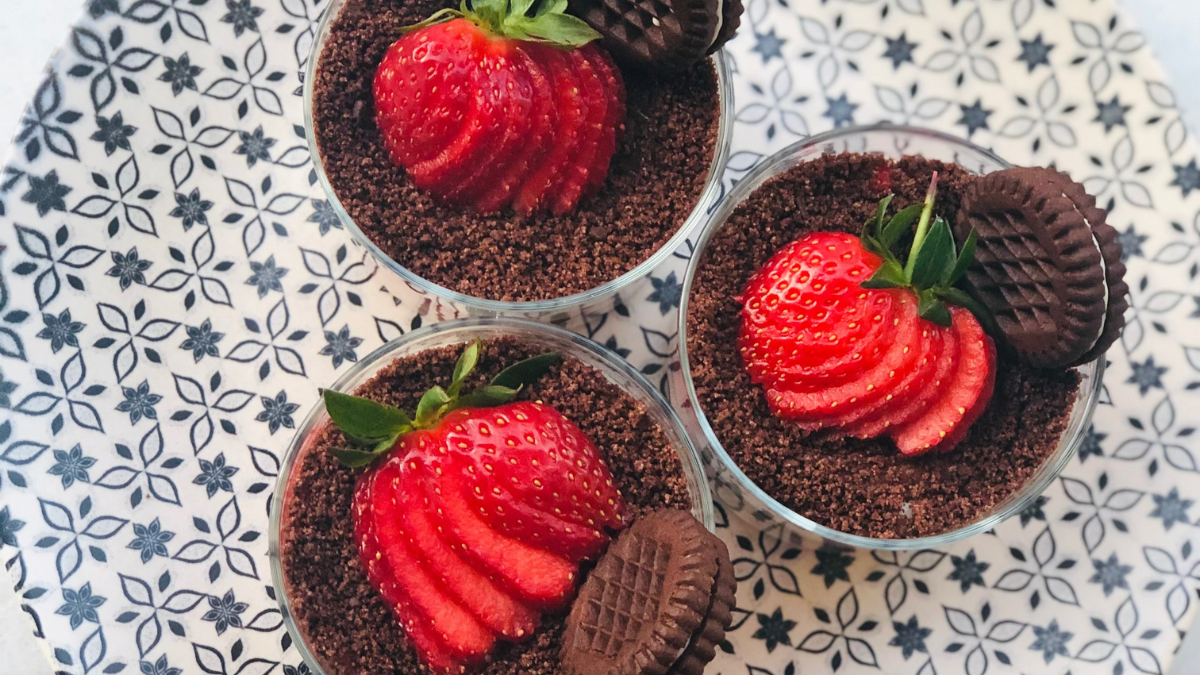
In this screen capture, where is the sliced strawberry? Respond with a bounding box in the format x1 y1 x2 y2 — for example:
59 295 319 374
353 472 464 675
474 45 557 213
513 45 588 215
870 164 892 194
552 48 607 214
582 47 624 199
890 307 995 456
427 461 577 609
767 294 922 422
390 457 538 640
444 42 536 209
371 462 496 662
933 337 996 454
846 322 959 439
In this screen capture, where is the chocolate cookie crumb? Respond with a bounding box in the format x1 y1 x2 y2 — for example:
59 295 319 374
279 337 692 674
686 153 1080 540
312 0 721 302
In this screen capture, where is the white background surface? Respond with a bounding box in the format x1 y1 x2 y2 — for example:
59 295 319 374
1 0 1198 674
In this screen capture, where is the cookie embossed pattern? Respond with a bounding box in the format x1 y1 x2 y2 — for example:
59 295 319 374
1 1 1200 675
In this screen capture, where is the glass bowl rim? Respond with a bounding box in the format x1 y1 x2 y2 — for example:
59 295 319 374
301 0 736 315
675 123 1105 550
268 317 716 674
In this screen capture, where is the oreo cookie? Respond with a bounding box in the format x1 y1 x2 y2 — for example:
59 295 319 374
955 167 1127 368
568 0 743 69
561 510 735 675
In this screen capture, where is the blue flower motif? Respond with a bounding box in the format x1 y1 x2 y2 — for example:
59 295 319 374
1078 425 1105 463
1116 225 1146 261
234 125 275 167
308 199 342 235
810 547 853 588
180 319 224 362
0 369 18 409
106 247 153 290
1171 159 1200 198
22 170 72 217
1029 620 1072 664
55 582 106 630
169 188 214 230
282 664 312 675
88 0 120 18
128 518 175 563
751 608 795 652
822 93 858 128
37 309 85 353
883 33 917 69
948 549 989 593
321 325 363 369
116 380 162 425
139 655 182 675
751 29 786 64
90 111 137 156
1126 356 1167 395
194 453 238 498
246 255 289 298
957 99 993 137
256 391 300 434
1016 33 1054 72
1094 95 1131 133
48 444 96 489
201 589 248 634
1150 487 1193 530
1089 553 1132 597
221 0 264 36
159 53 202 96
1018 495 1048 527
0 506 26 548
889 615 931 659
647 272 682 315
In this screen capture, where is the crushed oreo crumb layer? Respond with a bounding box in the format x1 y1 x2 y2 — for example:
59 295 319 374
312 0 721 302
279 337 691 674
686 153 1081 540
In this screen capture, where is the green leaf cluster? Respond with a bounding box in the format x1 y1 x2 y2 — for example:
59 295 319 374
403 0 600 47
859 174 992 329
323 340 562 468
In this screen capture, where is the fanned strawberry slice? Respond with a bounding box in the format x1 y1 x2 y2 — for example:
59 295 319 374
371 462 496 662
933 336 996 454
443 42 536 208
846 322 959 439
582 47 624 199
427 460 577 609
374 20 482 167
353 472 464 675
474 45 557 213
767 294 921 422
512 45 587 215
891 307 995 456
389 455 538 640
552 48 607 214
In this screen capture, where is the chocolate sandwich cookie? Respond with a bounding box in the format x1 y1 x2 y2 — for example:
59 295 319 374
561 510 733 675
568 0 744 69
955 167 1124 369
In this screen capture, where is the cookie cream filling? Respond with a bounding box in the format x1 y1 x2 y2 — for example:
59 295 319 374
711 0 724 48
1066 192 1108 352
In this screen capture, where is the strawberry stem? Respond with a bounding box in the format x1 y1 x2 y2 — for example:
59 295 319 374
903 171 939 278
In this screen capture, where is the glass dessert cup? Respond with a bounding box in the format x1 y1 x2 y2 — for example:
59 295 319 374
268 317 715 675
671 124 1104 551
302 0 734 322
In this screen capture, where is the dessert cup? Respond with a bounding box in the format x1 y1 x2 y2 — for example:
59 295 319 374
302 0 734 322
672 124 1104 551
269 317 714 675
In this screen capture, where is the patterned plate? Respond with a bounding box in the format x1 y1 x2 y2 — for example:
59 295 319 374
0 1 1198 675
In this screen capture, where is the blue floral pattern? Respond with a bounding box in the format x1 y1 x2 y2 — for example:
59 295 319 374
0 1 1198 675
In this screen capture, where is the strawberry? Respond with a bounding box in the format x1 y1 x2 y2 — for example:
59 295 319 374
373 0 625 214
324 342 629 672
891 307 996 455
739 173 999 455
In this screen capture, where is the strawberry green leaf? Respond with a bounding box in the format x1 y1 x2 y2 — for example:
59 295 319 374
449 339 482 396
491 352 562 390
323 390 412 444
510 0 536 16
881 204 923 250
868 194 894 239
917 289 952 327
861 234 888 260
451 385 520 411
506 12 601 45
329 447 384 469
401 7 465 33
909 217 955 289
415 386 451 428
861 260 908 289
947 228 978 286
